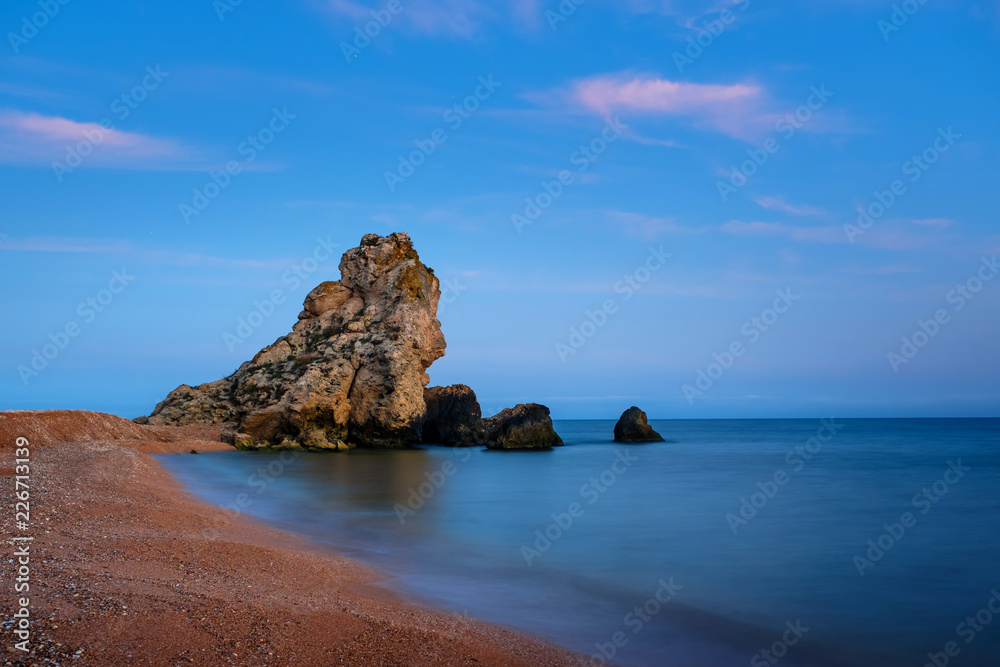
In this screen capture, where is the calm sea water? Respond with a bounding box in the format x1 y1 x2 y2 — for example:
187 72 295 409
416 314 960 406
157 419 1000 666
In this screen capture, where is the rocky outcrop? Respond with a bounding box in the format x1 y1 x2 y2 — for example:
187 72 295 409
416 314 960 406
484 404 563 450
613 406 663 442
421 384 485 446
144 233 446 449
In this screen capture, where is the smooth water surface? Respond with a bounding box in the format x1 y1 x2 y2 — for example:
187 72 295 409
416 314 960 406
157 419 1000 666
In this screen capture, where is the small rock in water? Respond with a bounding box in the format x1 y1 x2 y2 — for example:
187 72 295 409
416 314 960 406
484 404 563 450
613 406 664 442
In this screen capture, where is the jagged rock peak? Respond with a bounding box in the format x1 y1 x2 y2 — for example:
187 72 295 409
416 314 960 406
144 232 446 449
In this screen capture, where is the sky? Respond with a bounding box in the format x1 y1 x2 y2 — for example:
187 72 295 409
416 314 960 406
1 0 998 420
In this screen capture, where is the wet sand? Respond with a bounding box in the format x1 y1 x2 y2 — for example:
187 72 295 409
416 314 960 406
0 411 587 666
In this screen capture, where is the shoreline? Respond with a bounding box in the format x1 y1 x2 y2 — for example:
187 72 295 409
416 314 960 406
0 410 587 666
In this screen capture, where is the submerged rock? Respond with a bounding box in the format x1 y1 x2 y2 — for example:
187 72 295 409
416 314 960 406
422 384 485 446
144 233 446 449
613 406 664 443
484 404 563 450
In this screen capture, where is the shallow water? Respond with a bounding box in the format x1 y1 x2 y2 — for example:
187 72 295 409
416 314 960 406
157 419 1000 666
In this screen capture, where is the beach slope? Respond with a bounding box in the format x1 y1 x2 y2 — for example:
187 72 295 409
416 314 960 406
0 410 584 666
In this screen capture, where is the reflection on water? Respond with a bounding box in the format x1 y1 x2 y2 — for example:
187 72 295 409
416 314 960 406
158 419 1000 667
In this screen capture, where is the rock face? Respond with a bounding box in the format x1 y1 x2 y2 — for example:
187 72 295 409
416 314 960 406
484 404 563 450
613 406 663 442
421 384 485 446
144 233 446 449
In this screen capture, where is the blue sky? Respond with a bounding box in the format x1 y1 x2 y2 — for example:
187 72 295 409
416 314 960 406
1 0 998 419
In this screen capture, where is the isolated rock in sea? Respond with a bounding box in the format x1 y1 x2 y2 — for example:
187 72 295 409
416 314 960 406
613 406 664 443
144 232 446 449
422 384 485 446
484 403 563 450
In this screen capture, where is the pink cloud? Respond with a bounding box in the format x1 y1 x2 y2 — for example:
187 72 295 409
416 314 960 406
0 110 203 170
1 112 177 155
556 73 773 138
575 76 761 115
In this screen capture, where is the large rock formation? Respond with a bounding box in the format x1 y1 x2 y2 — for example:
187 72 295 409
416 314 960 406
613 406 664 443
421 384 485 446
144 233 446 449
484 404 563 450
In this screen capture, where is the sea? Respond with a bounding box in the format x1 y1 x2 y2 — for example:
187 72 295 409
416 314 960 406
156 418 1000 666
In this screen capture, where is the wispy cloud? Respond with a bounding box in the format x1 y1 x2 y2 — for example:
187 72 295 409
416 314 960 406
0 236 320 271
840 264 921 276
575 76 761 115
319 0 745 37
0 81 66 101
755 196 827 217
0 110 203 170
0 237 133 254
909 217 957 227
853 230 939 251
722 220 844 244
320 0 535 38
176 64 339 98
877 265 920 275
526 72 773 139
606 210 702 240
